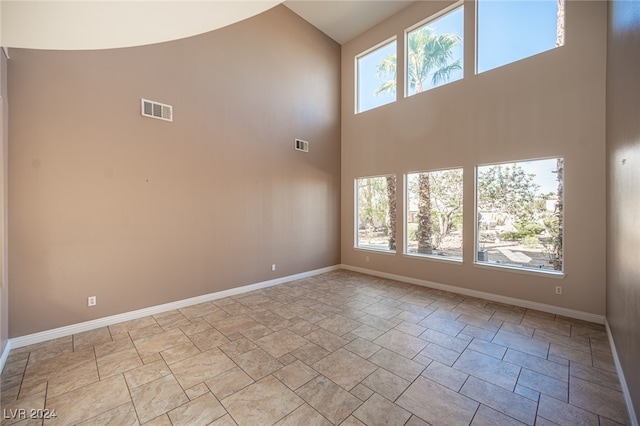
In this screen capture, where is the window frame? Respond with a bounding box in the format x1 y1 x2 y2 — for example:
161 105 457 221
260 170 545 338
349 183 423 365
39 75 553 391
474 157 565 277
355 36 398 114
354 174 397 253
404 0 465 98
403 167 464 263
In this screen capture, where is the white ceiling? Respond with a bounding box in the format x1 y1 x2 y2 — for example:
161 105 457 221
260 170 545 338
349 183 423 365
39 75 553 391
0 0 414 50
284 0 414 44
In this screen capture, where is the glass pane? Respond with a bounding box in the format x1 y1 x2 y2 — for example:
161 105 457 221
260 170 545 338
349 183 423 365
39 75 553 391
356 176 396 251
406 169 463 259
476 158 564 272
477 0 564 73
356 40 397 113
407 6 464 96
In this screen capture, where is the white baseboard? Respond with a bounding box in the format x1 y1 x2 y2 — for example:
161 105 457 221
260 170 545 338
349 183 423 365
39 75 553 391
341 264 605 324
0 340 11 373
8 264 341 350
605 319 639 426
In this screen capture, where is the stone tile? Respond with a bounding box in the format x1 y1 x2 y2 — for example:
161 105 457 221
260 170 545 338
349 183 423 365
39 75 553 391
405 415 430 426
47 358 101 398
179 318 213 336
456 314 502 333
1 392 45 425
362 368 411 401
397 376 478 425
569 361 622 392
420 329 469 353
350 324 385 341
130 374 189 424
273 360 318 390
206 367 254 400
492 330 549 359
592 350 617 373
73 327 113 350
209 414 238 426
517 368 568 401
129 324 164 341
418 314 466 337
45 375 131 425
351 383 375 401
373 330 428 358
124 359 171 389
453 349 520 391
167 392 226 425
159 342 201 365
357 314 398 332
289 343 330 365
361 303 403 320
185 383 209 400
503 349 568 382
234 348 284 381
569 376 629 424
471 404 527 426
461 324 497 341
393 321 427 337
499 322 535 337
94 337 135 358
353 393 411 426
313 348 377 391
286 319 318 336
468 338 507 359
239 324 273 341
154 311 192 330
143 414 173 425
295 376 362 425
218 337 257 359
188 328 230 351
549 343 592 365
460 376 537 426
315 314 361 336
304 329 348 352
254 329 309 358
1 373 22 404
170 348 236 389
419 343 461 367
274 404 332 426
76 402 139 426
179 302 220 319
422 361 469 392
26 337 74 364
344 338 381 359
222 375 304 426
133 329 191 359
97 347 142 379
514 384 540 402
213 315 260 336
368 348 425 381
109 316 158 340
537 394 598 426
533 329 591 353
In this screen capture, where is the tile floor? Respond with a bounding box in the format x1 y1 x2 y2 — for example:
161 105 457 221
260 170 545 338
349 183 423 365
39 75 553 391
0 270 631 425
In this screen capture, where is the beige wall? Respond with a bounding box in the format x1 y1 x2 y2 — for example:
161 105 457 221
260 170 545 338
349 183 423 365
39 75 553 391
1 49 8 353
341 0 607 315
8 5 341 337
606 0 640 418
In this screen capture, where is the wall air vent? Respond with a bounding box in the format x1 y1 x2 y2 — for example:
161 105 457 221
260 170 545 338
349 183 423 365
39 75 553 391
295 139 309 152
141 98 172 122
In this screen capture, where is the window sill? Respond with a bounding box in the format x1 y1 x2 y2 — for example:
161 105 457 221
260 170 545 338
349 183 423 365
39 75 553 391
473 261 565 279
403 253 463 265
353 246 396 256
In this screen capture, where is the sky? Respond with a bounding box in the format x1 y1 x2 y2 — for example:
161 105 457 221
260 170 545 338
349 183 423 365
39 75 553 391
357 0 560 113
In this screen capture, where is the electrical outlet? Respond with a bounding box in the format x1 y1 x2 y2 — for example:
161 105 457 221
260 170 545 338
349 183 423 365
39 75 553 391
365 256 370 262
271 264 276 271
88 296 97 306
555 286 562 295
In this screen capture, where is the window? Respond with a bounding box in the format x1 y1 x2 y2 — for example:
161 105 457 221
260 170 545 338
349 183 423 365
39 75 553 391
476 158 564 273
406 4 464 97
356 175 397 252
405 169 463 260
477 0 565 73
356 39 397 113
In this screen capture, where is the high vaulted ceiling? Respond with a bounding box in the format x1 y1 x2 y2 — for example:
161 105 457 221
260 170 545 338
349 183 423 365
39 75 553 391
0 0 414 50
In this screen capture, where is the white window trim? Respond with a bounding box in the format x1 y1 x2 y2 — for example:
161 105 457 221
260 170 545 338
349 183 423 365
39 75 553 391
355 36 397 114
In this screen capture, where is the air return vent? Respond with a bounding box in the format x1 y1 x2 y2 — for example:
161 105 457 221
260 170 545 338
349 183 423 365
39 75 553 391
295 139 309 152
141 98 172 122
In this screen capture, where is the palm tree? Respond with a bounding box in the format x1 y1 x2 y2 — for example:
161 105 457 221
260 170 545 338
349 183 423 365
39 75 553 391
376 26 462 253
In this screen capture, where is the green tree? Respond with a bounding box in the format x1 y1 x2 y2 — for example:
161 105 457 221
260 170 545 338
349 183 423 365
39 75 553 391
375 27 462 253
430 169 463 249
